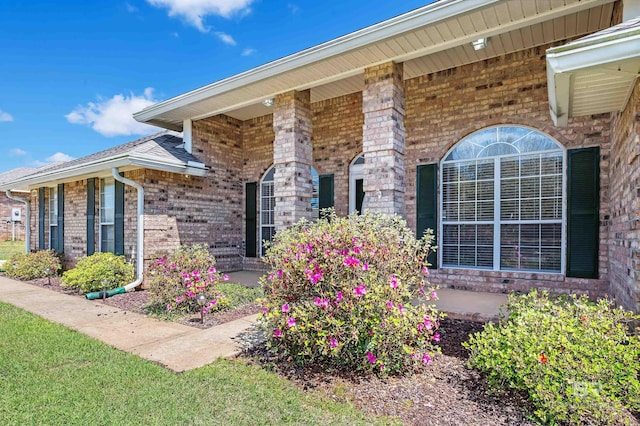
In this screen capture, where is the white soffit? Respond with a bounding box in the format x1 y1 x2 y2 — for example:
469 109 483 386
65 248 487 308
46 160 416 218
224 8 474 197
547 17 640 127
136 0 617 127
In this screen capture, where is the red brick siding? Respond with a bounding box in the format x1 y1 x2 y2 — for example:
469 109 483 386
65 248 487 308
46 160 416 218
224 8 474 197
0 193 27 241
608 80 640 311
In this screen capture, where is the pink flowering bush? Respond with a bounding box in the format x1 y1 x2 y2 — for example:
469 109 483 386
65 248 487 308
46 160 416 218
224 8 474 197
260 210 442 376
147 244 228 314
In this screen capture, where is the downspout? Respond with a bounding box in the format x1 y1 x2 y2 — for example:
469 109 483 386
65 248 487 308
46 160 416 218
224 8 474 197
86 168 144 299
5 190 30 253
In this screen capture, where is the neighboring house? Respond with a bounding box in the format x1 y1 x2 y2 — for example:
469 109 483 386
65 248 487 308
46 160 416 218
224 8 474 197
0 168 34 241
1 0 639 312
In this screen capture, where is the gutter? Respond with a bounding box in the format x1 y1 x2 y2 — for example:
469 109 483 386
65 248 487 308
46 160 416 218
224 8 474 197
85 168 144 299
5 190 30 253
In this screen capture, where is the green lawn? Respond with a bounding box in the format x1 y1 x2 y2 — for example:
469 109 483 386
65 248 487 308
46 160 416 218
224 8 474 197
0 302 391 425
0 240 24 260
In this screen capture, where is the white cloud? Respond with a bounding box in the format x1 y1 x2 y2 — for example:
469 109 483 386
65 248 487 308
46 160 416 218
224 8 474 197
66 88 157 137
147 0 253 32
170 31 179 37
9 148 26 156
241 47 255 56
32 152 76 167
287 3 300 14
125 2 138 12
215 31 236 45
46 152 75 163
0 110 14 122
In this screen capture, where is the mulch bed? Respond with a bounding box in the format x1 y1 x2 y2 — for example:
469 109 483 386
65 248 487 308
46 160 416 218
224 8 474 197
6 274 261 328
241 318 536 426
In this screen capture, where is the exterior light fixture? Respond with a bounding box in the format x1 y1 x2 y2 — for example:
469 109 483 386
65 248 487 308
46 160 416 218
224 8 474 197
262 98 274 107
472 37 488 51
196 294 207 324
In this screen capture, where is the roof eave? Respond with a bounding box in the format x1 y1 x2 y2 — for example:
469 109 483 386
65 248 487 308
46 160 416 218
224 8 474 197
133 0 498 126
547 29 640 127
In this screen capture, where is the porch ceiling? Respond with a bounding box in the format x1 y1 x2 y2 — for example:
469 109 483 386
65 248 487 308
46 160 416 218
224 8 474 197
135 0 616 127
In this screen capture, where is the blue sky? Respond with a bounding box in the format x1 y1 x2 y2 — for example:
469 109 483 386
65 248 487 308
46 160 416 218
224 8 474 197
0 0 432 173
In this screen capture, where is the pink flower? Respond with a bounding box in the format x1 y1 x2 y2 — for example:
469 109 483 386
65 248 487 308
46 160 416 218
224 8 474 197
424 318 433 330
398 304 404 315
422 266 430 275
314 297 329 309
422 353 433 365
273 329 282 338
389 274 398 289
335 291 343 303
287 317 296 328
329 338 338 349
354 285 367 296
276 269 283 278
362 262 369 271
170 263 176 270
343 256 361 268
223 274 229 281
386 300 394 309
309 272 323 284
433 332 440 342
208 300 218 308
430 290 438 300
262 306 269 314
366 352 377 364
208 267 217 274
282 303 290 313
352 245 361 254
166 304 172 311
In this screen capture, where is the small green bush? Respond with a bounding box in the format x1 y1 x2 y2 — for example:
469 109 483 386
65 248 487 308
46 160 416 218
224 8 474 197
4 250 61 280
147 244 227 314
464 290 640 425
260 210 442 377
61 252 134 293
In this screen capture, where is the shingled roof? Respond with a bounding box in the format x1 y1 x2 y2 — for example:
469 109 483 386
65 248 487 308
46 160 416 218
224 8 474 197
0 167 36 186
0 131 208 191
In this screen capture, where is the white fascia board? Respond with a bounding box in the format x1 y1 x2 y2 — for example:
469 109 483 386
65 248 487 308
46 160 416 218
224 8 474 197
128 155 208 176
133 0 498 124
547 30 640 73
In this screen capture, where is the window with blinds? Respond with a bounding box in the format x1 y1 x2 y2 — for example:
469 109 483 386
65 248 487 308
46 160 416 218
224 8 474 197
441 126 564 273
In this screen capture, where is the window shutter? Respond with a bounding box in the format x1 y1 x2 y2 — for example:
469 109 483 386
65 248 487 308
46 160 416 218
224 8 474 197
567 147 599 278
319 174 334 211
114 178 125 256
57 183 64 254
87 178 95 256
245 182 257 258
38 187 45 250
416 164 438 268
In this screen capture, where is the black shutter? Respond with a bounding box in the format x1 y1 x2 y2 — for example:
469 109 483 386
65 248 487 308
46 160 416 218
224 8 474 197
56 183 64 254
319 174 334 211
567 147 600 278
245 182 257 258
114 178 125 256
38 187 45 250
87 178 95 256
416 164 438 268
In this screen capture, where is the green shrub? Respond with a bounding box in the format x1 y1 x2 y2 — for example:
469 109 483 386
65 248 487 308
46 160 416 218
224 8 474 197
146 244 227 314
4 250 61 280
61 252 134 293
464 290 640 425
260 210 442 376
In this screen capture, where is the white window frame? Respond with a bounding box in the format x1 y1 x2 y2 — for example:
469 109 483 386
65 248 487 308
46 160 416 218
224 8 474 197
349 154 364 214
439 125 566 274
99 178 115 253
49 186 58 249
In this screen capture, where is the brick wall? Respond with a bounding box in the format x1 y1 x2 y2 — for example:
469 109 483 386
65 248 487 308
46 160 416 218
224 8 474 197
0 193 27 241
404 42 611 298
608 80 640 311
62 180 87 265
312 92 363 216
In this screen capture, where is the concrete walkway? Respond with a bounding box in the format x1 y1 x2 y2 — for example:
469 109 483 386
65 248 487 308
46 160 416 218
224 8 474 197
0 272 508 373
0 276 257 372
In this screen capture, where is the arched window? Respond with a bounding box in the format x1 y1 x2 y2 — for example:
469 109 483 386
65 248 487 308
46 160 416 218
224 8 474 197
440 126 565 272
349 154 365 214
260 165 320 255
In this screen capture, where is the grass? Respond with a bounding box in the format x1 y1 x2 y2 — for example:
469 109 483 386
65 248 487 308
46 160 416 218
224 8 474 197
0 302 392 425
0 240 25 261
218 282 263 307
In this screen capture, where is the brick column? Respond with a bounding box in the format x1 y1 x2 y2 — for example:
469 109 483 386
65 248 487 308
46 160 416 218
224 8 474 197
273 89 313 230
362 61 406 216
